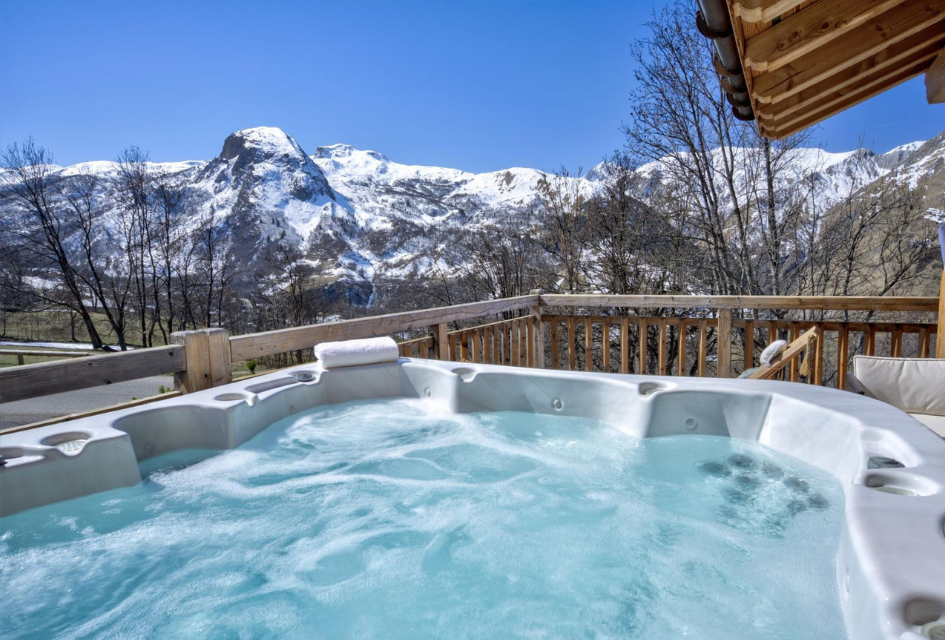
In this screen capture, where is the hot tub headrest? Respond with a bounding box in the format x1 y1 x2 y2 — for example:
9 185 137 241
313 336 400 369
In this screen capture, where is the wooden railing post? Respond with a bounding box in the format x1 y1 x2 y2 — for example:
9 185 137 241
530 298 545 369
434 322 450 360
171 328 231 394
937 270 945 357
717 309 732 378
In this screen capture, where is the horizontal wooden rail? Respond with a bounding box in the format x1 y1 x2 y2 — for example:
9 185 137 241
539 294 938 312
0 349 91 366
0 349 90 358
0 346 185 404
230 295 538 362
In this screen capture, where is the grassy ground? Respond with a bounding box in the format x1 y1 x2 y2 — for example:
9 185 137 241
0 310 128 346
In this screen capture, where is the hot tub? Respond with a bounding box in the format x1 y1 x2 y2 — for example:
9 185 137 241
1 359 944 639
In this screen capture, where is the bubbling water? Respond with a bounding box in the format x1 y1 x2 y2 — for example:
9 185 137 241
0 399 848 639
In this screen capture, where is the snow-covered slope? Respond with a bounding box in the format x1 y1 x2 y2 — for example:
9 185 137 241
5 126 942 302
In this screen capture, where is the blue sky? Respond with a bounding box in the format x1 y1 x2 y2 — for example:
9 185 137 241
1 0 942 173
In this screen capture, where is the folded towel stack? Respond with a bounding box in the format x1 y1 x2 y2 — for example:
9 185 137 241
313 336 400 369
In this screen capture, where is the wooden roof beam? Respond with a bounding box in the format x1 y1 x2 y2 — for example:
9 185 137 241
928 47 945 102
731 0 806 24
753 0 945 105
763 60 930 139
755 26 945 120
744 0 904 73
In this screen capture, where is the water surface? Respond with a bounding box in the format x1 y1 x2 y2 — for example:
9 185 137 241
0 399 848 639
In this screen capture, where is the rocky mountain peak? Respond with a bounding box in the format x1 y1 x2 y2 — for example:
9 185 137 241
220 126 309 164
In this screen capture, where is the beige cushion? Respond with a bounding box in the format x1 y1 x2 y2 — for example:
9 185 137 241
852 356 945 416
911 414 945 438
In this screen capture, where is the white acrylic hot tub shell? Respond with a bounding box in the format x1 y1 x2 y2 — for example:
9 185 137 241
2 359 944 640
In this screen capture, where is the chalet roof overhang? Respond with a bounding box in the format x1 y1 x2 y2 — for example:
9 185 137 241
695 0 945 139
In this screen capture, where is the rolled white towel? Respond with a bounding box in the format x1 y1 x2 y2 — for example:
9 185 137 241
313 336 400 368
759 340 788 366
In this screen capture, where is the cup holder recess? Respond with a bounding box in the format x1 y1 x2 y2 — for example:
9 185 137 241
868 456 904 470
214 393 248 402
40 431 91 455
862 472 938 497
639 382 668 396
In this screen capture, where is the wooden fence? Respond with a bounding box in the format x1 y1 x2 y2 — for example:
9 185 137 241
0 294 940 411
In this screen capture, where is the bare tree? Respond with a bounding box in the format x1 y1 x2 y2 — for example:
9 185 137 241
0 139 107 348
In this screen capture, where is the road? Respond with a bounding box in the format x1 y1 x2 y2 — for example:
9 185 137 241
0 375 174 430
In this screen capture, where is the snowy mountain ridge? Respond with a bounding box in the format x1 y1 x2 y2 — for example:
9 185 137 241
6 126 944 303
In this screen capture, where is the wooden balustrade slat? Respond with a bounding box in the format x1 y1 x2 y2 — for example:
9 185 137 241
511 322 519 367
497 324 504 365
814 324 825 386
567 317 576 370
602 318 610 372
500 324 508 365
620 317 629 374
892 327 903 357
525 318 532 368
698 319 707 378
639 319 648 375
837 326 849 390
717 310 732 378
550 319 559 369
920 327 930 358
789 324 800 382
677 320 688 376
518 319 524 367
531 316 538 368
584 317 593 372
744 320 755 372
657 319 668 376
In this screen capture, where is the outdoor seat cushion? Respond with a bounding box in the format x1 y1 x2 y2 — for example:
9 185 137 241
911 413 945 438
852 356 945 416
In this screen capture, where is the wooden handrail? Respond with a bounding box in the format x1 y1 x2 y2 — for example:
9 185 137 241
747 327 819 380
539 294 938 312
230 295 538 362
0 346 185 404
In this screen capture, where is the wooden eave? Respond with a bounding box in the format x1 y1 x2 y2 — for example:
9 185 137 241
721 0 945 139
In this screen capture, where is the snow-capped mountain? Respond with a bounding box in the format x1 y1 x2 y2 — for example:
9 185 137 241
5 126 943 303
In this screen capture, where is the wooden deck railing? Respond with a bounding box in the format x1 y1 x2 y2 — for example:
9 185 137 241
0 294 940 412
